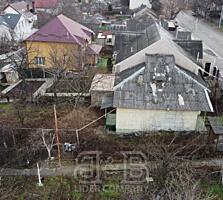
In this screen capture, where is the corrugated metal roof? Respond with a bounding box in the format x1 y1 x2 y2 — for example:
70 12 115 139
26 14 94 46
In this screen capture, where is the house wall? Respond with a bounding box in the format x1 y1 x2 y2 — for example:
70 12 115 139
114 39 199 75
129 0 152 10
86 54 97 66
25 41 82 69
202 53 218 76
91 91 111 107
14 15 33 41
0 25 12 40
116 108 200 133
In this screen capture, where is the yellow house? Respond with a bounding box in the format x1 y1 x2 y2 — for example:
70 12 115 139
25 14 102 70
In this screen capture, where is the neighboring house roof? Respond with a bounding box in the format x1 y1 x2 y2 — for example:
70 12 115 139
174 40 203 59
1 14 21 29
90 74 115 92
114 32 143 52
86 44 102 55
176 31 192 40
115 22 161 63
114 22 202 75
8 1 28 13
0 16 9 28
133 6 158 20
101 31 112 37
34 0 59 9
113 54 213 112
26 14 94 46
126 18 155 32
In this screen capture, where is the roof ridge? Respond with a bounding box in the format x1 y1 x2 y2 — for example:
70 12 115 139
57 14 92 45
174 65 209 91
57 15 81 45
114 66 145 90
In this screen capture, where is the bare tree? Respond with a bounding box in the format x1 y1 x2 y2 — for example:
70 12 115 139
40 129 56 160
48 45 94 107
192 0 214 18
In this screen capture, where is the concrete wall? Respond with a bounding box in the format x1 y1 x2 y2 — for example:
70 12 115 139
116 108 200 133
114 39 199 75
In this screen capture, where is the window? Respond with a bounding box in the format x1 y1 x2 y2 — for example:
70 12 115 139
35 57 45 65
107 38 112 43
213 67 217 76
204 63 211 77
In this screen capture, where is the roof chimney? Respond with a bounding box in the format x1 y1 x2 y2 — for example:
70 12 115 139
27 4 30 12
32 1 35 12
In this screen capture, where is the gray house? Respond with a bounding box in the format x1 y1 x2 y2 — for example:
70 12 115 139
95 54 213 133
114 22 203 76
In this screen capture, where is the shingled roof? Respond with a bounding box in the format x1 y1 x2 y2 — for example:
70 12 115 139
34 0 59 9
1 14 21 29
26 14 94 46
113 54 213 112
115 22 160 63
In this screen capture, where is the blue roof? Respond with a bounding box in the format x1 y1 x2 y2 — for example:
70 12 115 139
1 14 21 29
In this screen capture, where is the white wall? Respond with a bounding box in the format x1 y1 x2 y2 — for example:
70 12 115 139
0 25 12 41
114 39 199 75
14 15 33 41
129 0 152 10
116 108 200 133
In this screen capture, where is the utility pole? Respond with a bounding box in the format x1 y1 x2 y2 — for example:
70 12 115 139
54 104 61 168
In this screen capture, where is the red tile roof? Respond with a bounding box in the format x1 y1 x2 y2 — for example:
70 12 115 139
26 14 95 46
34 0 59 9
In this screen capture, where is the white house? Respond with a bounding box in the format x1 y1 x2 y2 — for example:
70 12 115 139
0 23 12 41
0 13 35 41
3 1 37 40
129 0 152 10
96 31 115 47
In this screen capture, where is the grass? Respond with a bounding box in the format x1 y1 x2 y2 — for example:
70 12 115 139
71 191 83 200
97 57 108 70
201 180 223 199
98 182 121 200
0 103 12 111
